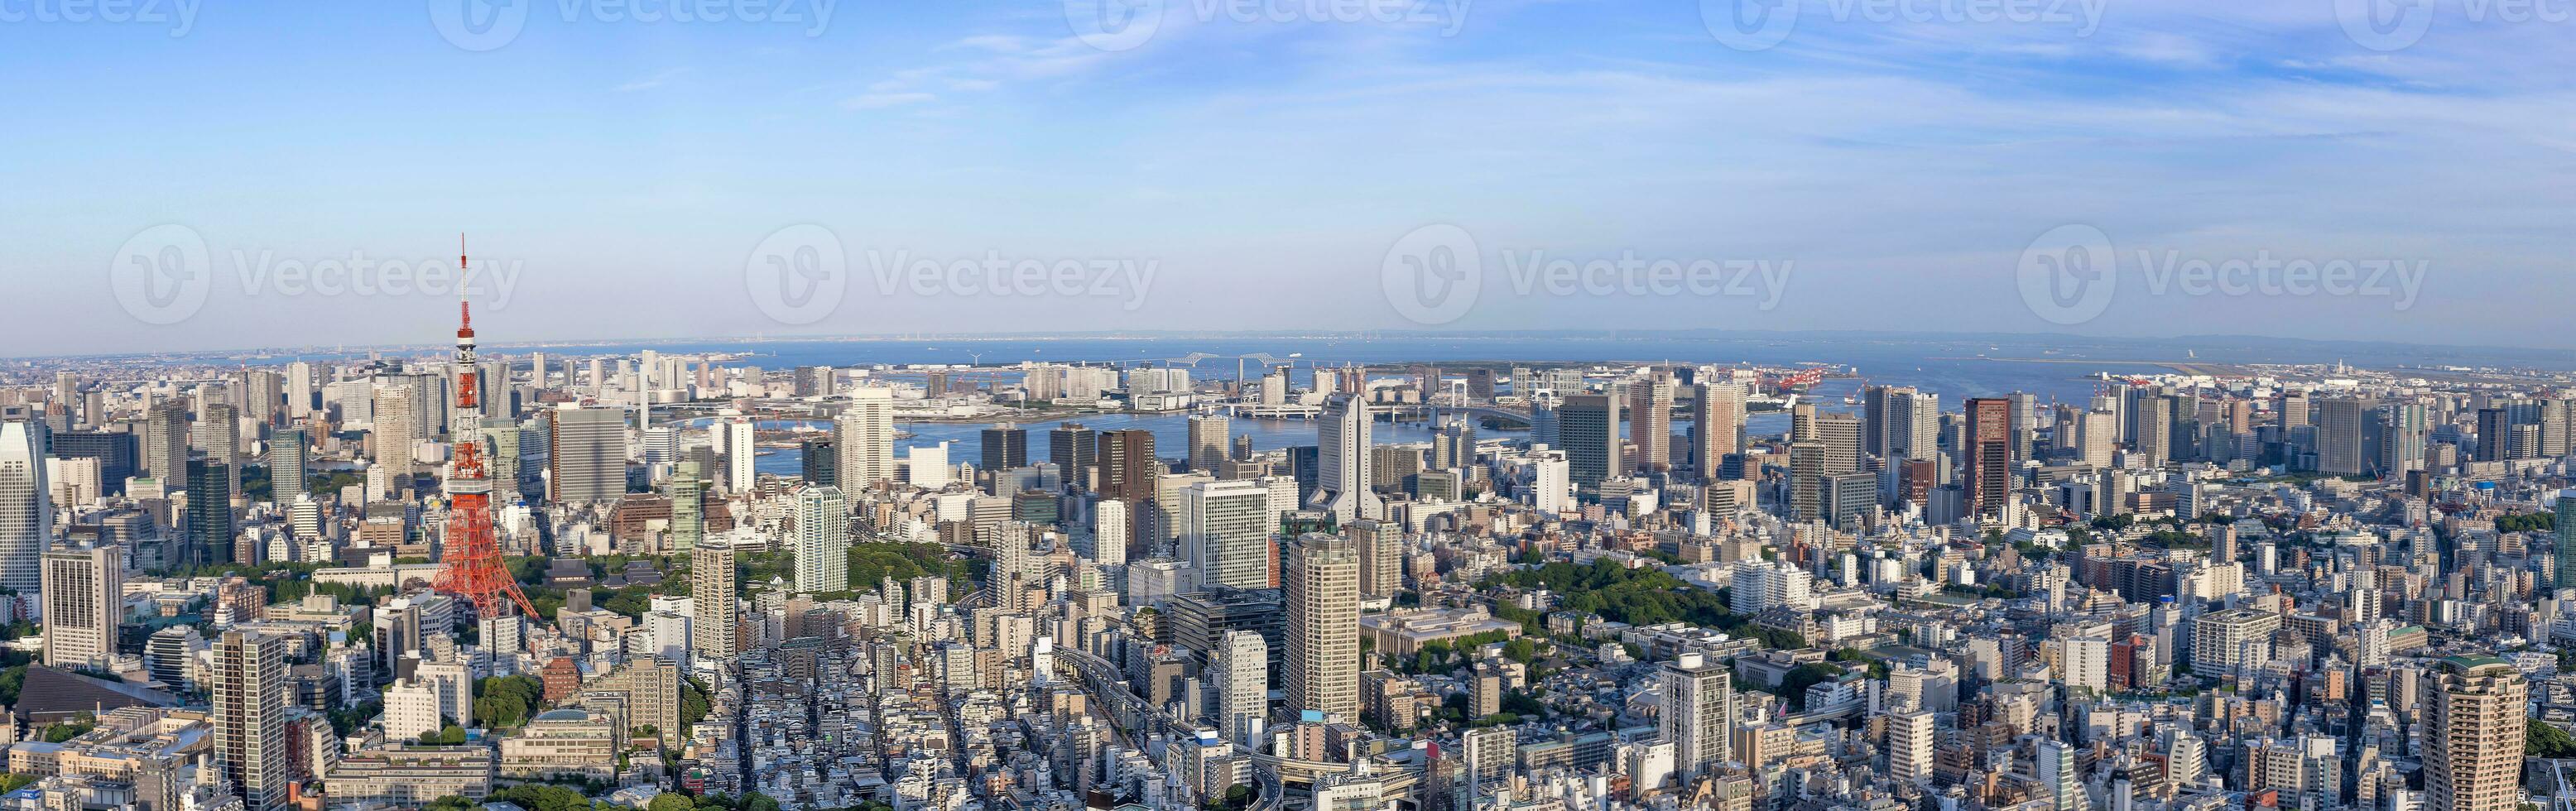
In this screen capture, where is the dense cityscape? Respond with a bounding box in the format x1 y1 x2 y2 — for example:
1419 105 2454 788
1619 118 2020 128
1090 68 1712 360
0 300 2569 811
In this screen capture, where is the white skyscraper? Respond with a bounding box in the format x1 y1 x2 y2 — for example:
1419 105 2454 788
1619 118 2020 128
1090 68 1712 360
1529 449 1571 514
837 387 895 490
1182 479 1275 591
0 420 53 593
1889 708 1935 786
1088 499 1128 568
725 418 757 492
1216 630 1268 746
908 441 953 490
285 361 315 419
795 486 851 593
2038 738 2088 811
1307 395 1381 524
2063 636 2110 694
42 542 122 668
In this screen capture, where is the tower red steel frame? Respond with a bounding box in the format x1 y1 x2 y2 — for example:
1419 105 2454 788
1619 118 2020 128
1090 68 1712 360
432 237 541 620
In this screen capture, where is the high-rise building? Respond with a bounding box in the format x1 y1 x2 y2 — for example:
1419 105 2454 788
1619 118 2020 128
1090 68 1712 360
906 441 952 490
692 543 738 662
2426 656 2525 811
2557 491 2576 590
1862 385 1893 458
2318 397 2369 477
724 418 756 492
268 425 308 504
795 366 835 397
1888 708 1935 786
50 430 137 496
1528 449 1571 514
1308 395 1381 523
1559 393 1620 495
981 424 1028 473
1050 423 1096 490
1632 372 1675 473
2380 401 2429 477
1350 520 1402 598
41 542 122 668
0 420 51 593
837 388 896 490
1963 398 2013 523
185 458 233 566
1098 429 1159 551
285 361 315 420
2191 607 2280 673
669 462 706 552
214 631 290 811
2079 408 2117 468
1086 500 1127 569
2037 738 2088 811
200 403 242 501
371 385 416 473
145 399 189 488
1660 652 1733 781
2477 407 2512 462
548 406 627 504
1188 415 1231 473
800 437 837 487
1283 533 1359 720
1215 629 1267 746
1431 420 1477 472
1886 389 1939 463
794 486 851 594
1182 479 1275 590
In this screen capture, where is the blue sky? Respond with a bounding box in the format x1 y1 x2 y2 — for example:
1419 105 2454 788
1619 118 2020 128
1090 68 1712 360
4 0 2572 355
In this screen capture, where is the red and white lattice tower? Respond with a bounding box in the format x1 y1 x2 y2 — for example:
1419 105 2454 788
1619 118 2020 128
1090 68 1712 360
431 236 541 620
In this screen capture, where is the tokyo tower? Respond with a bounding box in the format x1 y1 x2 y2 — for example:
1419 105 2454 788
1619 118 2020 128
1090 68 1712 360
432 238 541 621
